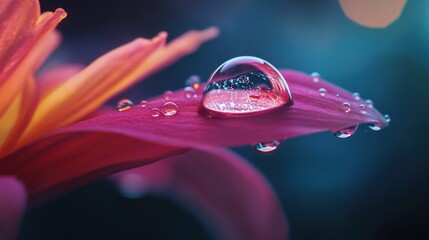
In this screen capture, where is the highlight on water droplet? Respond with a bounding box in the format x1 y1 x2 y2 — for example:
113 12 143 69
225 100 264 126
368 123 382 131
254 140 282 153
353 92 361 100
163 90 173 100
336 93 340 98
311 72 321 83
185 75 201 90
151 108 161 117
384 114 391 123
333 125 358 138
162 102 179 116
117 99 134 111
319 88 327 97
342 102 351 113
199 56 292 118
140 100 148 108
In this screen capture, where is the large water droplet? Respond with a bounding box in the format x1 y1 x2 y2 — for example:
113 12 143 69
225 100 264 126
319 88 327 96
162 102 179 116
199 56 292 117
342 102 351 113
333 125 358 138
254 140 282 153
117 99 134 111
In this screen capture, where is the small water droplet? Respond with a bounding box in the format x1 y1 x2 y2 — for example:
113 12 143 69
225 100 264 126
151 108 160 117
368 123 381 131
384 114 391 123
140 100 148 108
184 87 195 99
318 88 327 96
311 72 320 83
185 75 201 90
254 140 282 153
199 56 292 117
336 93 340 98
353 92 361 100
365 99 373 108
163 90 173 100
117 99 133 111
342 102 351 113
162 102 179 116
333 125 358 138
359 104 366 110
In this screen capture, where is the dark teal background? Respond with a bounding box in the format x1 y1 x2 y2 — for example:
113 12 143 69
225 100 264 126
20 0 429 239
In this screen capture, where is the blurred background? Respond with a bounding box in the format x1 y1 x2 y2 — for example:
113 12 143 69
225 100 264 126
19 0 428 239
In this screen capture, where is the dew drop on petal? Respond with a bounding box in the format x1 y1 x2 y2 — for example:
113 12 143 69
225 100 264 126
185 75 201 90
353 92 361 100
162 102 179 116
366 99 374 108
117 99 134 111
342 102 351 113
140 100 148 108
384 114 391 123
254 140 282 153
184 86 195 99
336 93 340 98
359 104 366 110
319 88 327 96
311 72 321 83
151 108 161 117
163 90 173 100
199 56 292 117
333 125 358 138
368 123 382 131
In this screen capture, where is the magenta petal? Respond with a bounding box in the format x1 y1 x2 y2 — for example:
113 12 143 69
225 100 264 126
0 176 26 240
61 69 388 148
114 149 288 240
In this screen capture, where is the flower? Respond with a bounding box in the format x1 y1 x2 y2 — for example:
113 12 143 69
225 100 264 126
0 0 389 240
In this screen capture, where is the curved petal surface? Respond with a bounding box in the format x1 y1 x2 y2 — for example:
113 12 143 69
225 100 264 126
115 149 288 240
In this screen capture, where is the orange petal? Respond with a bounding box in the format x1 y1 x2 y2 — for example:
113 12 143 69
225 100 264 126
339 0 407 28
0 8 66 116
18 28 219 147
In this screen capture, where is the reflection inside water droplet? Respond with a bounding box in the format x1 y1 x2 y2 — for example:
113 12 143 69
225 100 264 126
117 99 133 111
254 140 282 153
199 56 292 117
333 125 358 138
162 102 179 116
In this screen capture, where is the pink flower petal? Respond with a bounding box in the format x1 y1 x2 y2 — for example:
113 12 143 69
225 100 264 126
0 176 26 240
114 149 288 240
0 70 388 206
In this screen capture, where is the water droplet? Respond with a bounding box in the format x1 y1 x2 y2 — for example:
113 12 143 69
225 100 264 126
336 93 340 98
342 102 351 113
162 102 179 116
185 75 201 90
311 72 320 83
333 125 358 138
184 86 195 99
117 99 133 111
254 140 282 153
140 100 148 108
151 108 160 117
163 90 173 100
199 56 292 117
318 88 327 96
368 123 381 131
384 114 391 123
365 99 373 108
353 92 361 100
359 104 366 110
